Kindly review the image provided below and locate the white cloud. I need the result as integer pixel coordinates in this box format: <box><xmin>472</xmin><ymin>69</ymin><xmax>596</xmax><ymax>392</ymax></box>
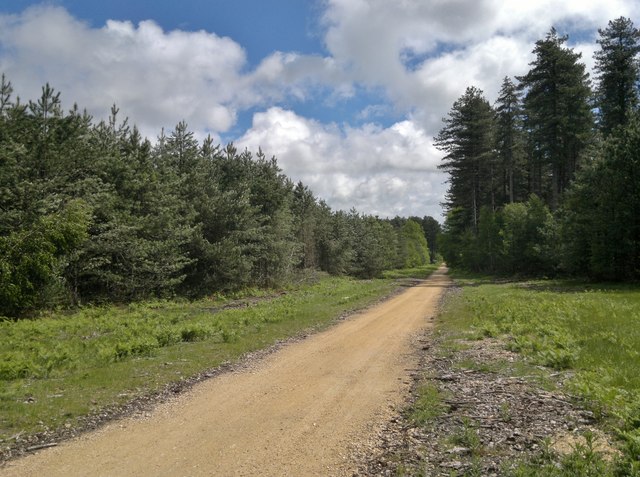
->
<box><xmin>319</xmin><ymin>0</ymin><xmax>640</xmax><ymax>131</ymax></box>
<box><xmin>237</xmin><ymin>107</ymin><xmax>447</xmax><ymax>218</ymax></box>
<box><xmin>1</xmin><ymin>1</ymin><xmax>639</xmax><ymax>219</ymax></box>
<box><xmin>0</xmin><ymin>5</ymin><xmax>246</xmax><ymax>137</ymax></box>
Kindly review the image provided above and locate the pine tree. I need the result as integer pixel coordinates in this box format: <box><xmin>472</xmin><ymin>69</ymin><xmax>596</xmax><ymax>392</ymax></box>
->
<box><xmin>564</xmin><ymin>114</ymin><xmax>640</xmax><ymax>280</ymax></box>
<box><xmin>0</xmin><ymin>74</ymin><xmax>13</xmax><ymax>116</ymax></box>
<box><xmin>164</xmin><ymin>120</ymin><xmax>200</xmax><ymax>175</ymax></box>
<box><xmin>435</xmin><ymin>86</ymin><xmax>496</xmax><ymax>231</ymax></box>
<box><xmin>292</xmin><ymin>181</ymin><xmax>319</xmax><ymax>269</ymax></box>
<box><xmin>495</xmin><ymin>77</ymin><xmax>526</xmax><ymax>204</ymax></box>
<box><xmin>518</xmin><ymin>29</ymin><xmax>593</xmax><ymax>209</ymax></box>
<box><xmin>593</xmin><ymin>17</ymin><xmax>640</xmax><ymax>136</ymax></box>
<box><xmin>28</xmin><ymin>83</ymin><xmax>62</xmax><ymax>180</ymax></box>
<box><xmin>315</xmin><ymin>204</ymin><xmax>354</xmax><ymax>275</ymax></box>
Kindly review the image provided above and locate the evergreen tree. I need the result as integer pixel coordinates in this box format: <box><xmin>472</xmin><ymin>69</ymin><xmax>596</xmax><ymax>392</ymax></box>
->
<box><xmin>438</xmin><ymin>207</ymin><xmax>471</xmax><ymax>268</ymax></box>
<box><xmin>564</xmin><ymin>114</ymin><xmax>640</xmax><ymax>279</ymax></box>
<box><xmin>435</xmin><ymin>86</ymin><xmax>496</xmax><ymax>231</ymax></box>
<box><xmin>518</xmin><ymin>29</ymin><xmax>593</xmax><ymax>209</ymax></box>
<box><xmin>292</xmin><ymin>181</ymin><xmax>319</xmax><ymax>269</ymax></box>
<box><xmin>593</xmin><ymin>17</ymin><xmax>640</xmax><ymax>136</ymax></box>
<box><xmin>65</xmin><ymin>115</ymin><xmax>194</xmax><ymax>302</ymax></box>
<box><xmin>316</xmin><ymin>205</ymin><xmax>354</xmax><ymax>275</ymax></box>
<box><xmin>349</xmin><ymin>213</ymin><xmax>396</xmax><ymax>278</ymax></box>
<box><xmin>27</xmin><ymin>83</ymin><xmax>63</xmax><ymax>181</ymax></box>
<box><xmin>0</xmin><ymin>74</ymin><xmax>13</xmax><ymax>116</ymax></box>
<box><xmin>476</xmin><ymin>206</ymin><xmax>502</xmax><ymax>273</ymax></box>
<box><xmin>495</xmin><ymin>76</ymin><xmax>526</xmax><ymax>203</ymax></box>
<box><xmin>421</xmin><ymin>216</ymin><xmax>442</xmax><ymax>263</ymax></box>
<box><xmin>164</xmin><ymin>120</ymin><xmax>200</xmax><ymax>175</ymax></box>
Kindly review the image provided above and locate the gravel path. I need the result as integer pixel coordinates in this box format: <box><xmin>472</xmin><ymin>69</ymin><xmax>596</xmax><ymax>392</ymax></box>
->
<box><xmin>0</xmin><ymin>268</ymin><xmax>450</xmax><ymax>477</ymax></box>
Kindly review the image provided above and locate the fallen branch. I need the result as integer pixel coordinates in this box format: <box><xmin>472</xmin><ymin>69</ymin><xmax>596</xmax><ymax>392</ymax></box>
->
<box><xmin>26</xmin><ymin>443</ymin><xmax>58</xmax><ymax>452</ymax></box>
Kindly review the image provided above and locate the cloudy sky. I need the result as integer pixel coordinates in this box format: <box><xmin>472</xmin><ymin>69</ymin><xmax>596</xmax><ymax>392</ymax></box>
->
<box><xmin>1</xmin><ymin>1</ymin><xmax>639</xmax><ymax>219</ymax></box>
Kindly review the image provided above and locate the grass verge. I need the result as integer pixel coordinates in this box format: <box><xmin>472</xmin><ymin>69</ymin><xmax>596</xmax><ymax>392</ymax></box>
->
<box><xmin>430</xmin><ymin>274</ymin><xmax>640</xmax><ymax>476</ymax></box>
<box><xmin>0</xmin><ymin>265</ymin><xmax>438</xmax><ymax>450</ymax></box>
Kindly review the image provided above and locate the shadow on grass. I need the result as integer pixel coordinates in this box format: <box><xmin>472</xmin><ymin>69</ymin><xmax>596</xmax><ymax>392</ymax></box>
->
<box><xmin>448</xmin><ymin>268</ymin><xmax>640</xmax><ymax>294</ymax></box>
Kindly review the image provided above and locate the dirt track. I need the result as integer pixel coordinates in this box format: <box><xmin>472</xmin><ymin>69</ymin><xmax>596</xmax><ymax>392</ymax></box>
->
<box><xmin>1</xmin><ymin>267</ymin><xmax>450</xmax><ymax>477</ymax></box>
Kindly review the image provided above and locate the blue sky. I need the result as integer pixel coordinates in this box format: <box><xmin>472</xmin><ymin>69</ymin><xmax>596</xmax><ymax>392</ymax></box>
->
<box><xmin>1</xmin><ymin>1</ymin><xmax>639</xmax><ymax>219</ymax></box>
<box><xmin>31</xmin><ymin>0</ymin><xmax>326</xmax><ymax>65</ymax></box>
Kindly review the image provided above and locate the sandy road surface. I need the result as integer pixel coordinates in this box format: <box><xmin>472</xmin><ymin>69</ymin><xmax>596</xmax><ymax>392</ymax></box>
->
<box><xmin>2</xmin><ymin>267</ymin><xmax>450</xmax><ymax>477</ymax></box>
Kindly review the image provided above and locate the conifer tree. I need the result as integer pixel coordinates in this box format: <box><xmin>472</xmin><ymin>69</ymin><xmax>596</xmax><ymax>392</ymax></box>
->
<box><xmin>518</xmin><ymin>29</ymin><xmax>592</xmax><ymax>209</ymax></box>
<box><xmin>593</xmin><ymin>17</ymin><xmax>640</xmax><ymax>136</ymax></box>
<box><xmin>563</xmin><ymin>114</ymin><xmax>640</xmax><ymax>280</ymax></box>
<box><xmin>0</xmin><ymin>74</ymin><xmax>13</xmax><ymax>115</ymax></box>
<box><xmin>292</xmin><ymin>181</ymin><xmax>319</xmax><ymax>269</ymax></box>
<box><xmin>435</xmin><ymin>86</ymin><xmax>496</xmax><ymax>231</ymax></box>
<box><xmin>494</xmin><ymin>76</ymin><xmax>526</xmax><ymax>203</ymax></box>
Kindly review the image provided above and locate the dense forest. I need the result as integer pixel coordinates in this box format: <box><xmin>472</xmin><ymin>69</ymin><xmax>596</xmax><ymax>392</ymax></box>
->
<box><xmin>0</xmin><ymin>75</ymin><xmax>439</xmax><ymax>318</ymax></box>
<box><xmin>437</xmin><ymin>17</ymin><xmax>640</xmax><ymax>280</ymax></box>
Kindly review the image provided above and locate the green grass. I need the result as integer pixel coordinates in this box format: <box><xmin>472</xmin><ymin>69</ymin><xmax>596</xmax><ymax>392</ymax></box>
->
<box><xmin>0</xmin><ymin>267</ymin><xmax>438</xmax><ymax>446</ymax></box>
<box><xmin>382</xmin><ymin>263</ymin><xmax>439</xmax><ymax>280</ymax></box>
<box><xmin>505</xmin><ymin>432</ymin><xmax>617</xmax><ymax>477</ymax></box>
<box><xmin>448</xmin><ymin>417</ymin><xmax>483</xmax><ymax>456</ymax></box>
<box><xmin>410</xmin><ymin>381</ymin><xmax>449</xmax><ymax>426</ymax></box>
<box><xmin>436</xmin><ymin>275</ymin><xmax>640</xmax><ymax>475</ymax></box>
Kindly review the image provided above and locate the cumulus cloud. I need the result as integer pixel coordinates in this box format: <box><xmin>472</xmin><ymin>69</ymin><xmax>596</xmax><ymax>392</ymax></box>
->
<box><xmin>237</xmin><ymin>107</ymin><xmax>447</xmax><ymax>218</ymax></box>
<box><xmin>1</xmin><ymin>1</ymin><xmax>639</xmax><ymax>219</ymax></box>
<box><xmin>0</xmin><ymin>5</ymin><xmax>246</xmax><ymax>137</ymax></box>
<box><xmin>320</xmin><ymin>0</ymin><xmax>640</xmax><ymax>131</ymax></box>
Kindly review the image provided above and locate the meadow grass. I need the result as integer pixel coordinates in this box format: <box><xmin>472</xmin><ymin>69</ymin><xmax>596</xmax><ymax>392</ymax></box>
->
<box><xmin>0</xmin><ymin>266</ymin><xmax>438</xmax><ymax>445</ymax></box>
<box><xmin>382</xmin><ymin>263</ymin><xmax>439</xmax><ymax>280</ymax></box>
<box><xmin>436</xmin><ymin>274</ymin><xmax>640</xmax><ymax>475</ymax></box>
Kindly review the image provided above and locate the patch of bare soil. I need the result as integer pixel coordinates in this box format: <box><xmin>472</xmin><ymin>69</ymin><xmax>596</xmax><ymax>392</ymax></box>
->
<box><xmin>354</xmin><ymin>286</ymin><xmax>618</xmax><ymax>476</ymax></box>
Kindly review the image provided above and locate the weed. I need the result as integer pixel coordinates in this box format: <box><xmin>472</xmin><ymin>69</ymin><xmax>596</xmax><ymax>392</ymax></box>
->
<box><xmin>449</xmin><ymin>418</ymin><xmax>482</xmax><ymax>456</ymax></box>
<box><xmin>410</xmin><ymin>381</ymin><xmax>449</xmax><ymax>425</ymax></box>
<box><xmin>505</xmin><ymin>432</ymin><xmax>618</xmax><ymax>477</ymax></box>
<box><xmin>499</xmin><ymin>401</ymin><xmax>512</xmax><ymax>422</ymax></box>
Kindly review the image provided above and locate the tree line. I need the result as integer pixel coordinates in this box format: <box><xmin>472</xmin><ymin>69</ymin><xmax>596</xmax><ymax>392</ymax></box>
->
<box><xmin>0</xmin><ymin>77</ymin><xmax>439</xmax><ymax>318</ymax></box>
<box><xmin>437</xmin><ymin>17</ymin><xmax>640</xmax><ymax>280</ymax></box>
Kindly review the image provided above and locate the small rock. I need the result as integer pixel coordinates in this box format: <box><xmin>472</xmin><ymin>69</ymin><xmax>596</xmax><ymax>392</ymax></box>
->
<box><xmin>448</xmin><ymin>446</ymin><xmax>470</xmax><ymax>455</ymax></box>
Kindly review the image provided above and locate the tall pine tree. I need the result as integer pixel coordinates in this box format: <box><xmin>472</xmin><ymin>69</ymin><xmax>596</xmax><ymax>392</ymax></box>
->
<box><xmin>435</xmin><ymin>86</ymin><xmax>496</xmax><ymax>231</ymax></box>
<box><xmin>518</xmin><ymin>29</ymin><xmax>592</xmax><ymax>209</ymax></box>
<box><xmin>593</xmin><ymin>17</ymin><xmax>640</xmax><ymax>136</ymax></box>
<box><xmin>494</xmin><ymin>76</ymin><xmax>526</xmax><ymax>204</ymax></box>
